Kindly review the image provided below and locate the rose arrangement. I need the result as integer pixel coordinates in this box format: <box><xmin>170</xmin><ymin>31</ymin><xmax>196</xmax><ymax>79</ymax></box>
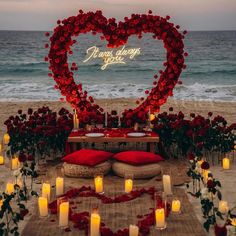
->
<box><xmin>4</xmin><ymin>106</ymin><xmax>73</xmax><ymax>159</ymax></box>
<box><xmin>45</xmin><ymin>10</ymin><xmax>187</xmax><ymax>127</ymax></box>
<box><xmin>186</xmin><ymin>156</ymin><xmax>236</xmax><ymax>235</ymax></box>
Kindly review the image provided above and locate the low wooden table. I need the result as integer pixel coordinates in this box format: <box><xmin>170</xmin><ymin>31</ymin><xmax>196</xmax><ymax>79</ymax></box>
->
<box><xmin>67</xmin><ymin>135</ymin><xmax>159</xmax><ymax>153</ymax></box>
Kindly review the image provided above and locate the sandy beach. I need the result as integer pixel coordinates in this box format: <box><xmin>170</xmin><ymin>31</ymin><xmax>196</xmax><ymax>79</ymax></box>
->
<box><xmin>0</xmin><ymin>98</ymin><xmax>235</xmax><ymax>137</ymax></box>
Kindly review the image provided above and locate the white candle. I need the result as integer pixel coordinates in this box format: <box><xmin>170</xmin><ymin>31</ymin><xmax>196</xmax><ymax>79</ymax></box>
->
<box><xmin>38</xmin><ymin>197</ymin><xmax>48</xmax><ymax>217</ymax></box>
<box><xmin>0</xmin><ymin>155</ymin><xmax>4</xmax><ymax>165</ymax></box>
<box><xmin>222</xmin><ymin>157</ymin><xmax>230</xmax><ymax>170</ymax></box>
<box><xmin>56</xmin><ymin>177</ymin><xmax>64</xmax><ymax>196</ymax></box>
<box><xmin>219</xmin><ymin>201</ymin><xmax>229</xmax><ymax>214</ymax></box>
<box><xmin>42</xmin><ymin>183</ymin><xmax>51</xmax><ymax>200</ymax></box>
<box><xmin>94</xmin><ymin>176</ymin><xmax>103</xmax><ymax>194</ymax></box>
<box><xmin>171</xmin><ymin>199</ymin><xmax>181</xmax><ymax>213</ymax></box>
<box><xmin>3</xmin><ymin>133</ymin><xmax>10</xmax><ymax>145</ymax></box>
<box><xmin>59</xmin><ymin>201</ymin><xmax>69</xmax><ymax>228</ymax></box>
<box><xmin>129</xmin><ymin>224</ymin><xmax>139</xmax><ymax>236</ymax></box>
<box><xmin>162</xmin><ymin>175</ymin><xmax>172</xmax><ymax>195</ymax></box>
<box><xmin>155</xmin><ymin>208</ymin><xmax>166</xmax><ymax>229</ymax></box>
<box><xmin>125</xmin><ymin>179</ymin><xmax>133</xmax><ymax>193</ymax></box>
<box><xmin>5</xmin><ymin>182</ymin><xmax>14</xmax><ymax>194</ymax></box>
<box><xmin>90</xmin><ymin>212</ymin><xmax>100</xmax><ymax>236</ymax></box>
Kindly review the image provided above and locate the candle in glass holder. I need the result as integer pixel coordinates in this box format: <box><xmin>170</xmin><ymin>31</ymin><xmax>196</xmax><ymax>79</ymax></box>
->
<box><xmin>94</xmin><ymin>175</ymin><xmax>104</xmax><ymax>194</ymax></box>
<box><xmin>129</xmin><ymin>224</ymin><xmax>139</xmax><ymax>236</ymax></box>
<box><xmin>155</xmin><ymin>208</ymin><xmax>166</xmax><ymax>229</ymax></box>
<box><xmin>3</xmin><ymin>133</ymin><xmax>10</xmax><ymax>145</ymax></box>
<box><xmin>38</xmin><ymin>197</ymin><xmax>48</xmax><ymax>217</ymax></box>
<box><xmin>59</xmin><ymin>201</ymin><xmax>69</xmax><ymax>228</ymax></box>
<box><xmin>162</xmin><ymin>175</ymin><xmax>172</xmax><ymax>195</ymax></box>
<box><xmin>56</xmin><ymin>177</ymin><xmax>64</xmax><ymax>196</ymax></box>
<box><xmin>222</xmin><ymin>157</ymin><xmax>230</xmax><ymax>170</ymax></box>
<box><xmin>125</xmin><ymin>179</ymin><xmax>133</xmax><ymax>193</ymax></box>
<box><xmin>219</xmin><ymin>201</ymin><xmax>229</xmax><ymax>214</ymax></box>
<box><xmin>90</xmin><ymin>212</ymin><xmax>101</xmax><ymax>236</ymax></box>
<box><xmin>5</xmin><ymin>182</ymin><xmax>14</xmax><ymax>194</ymax></box>
<box><xmin>171</xmin><ymin>199</ymin><xmax>181</xmax><ymax>214</ymax></box>
<box><xmin>11</xmin><ymin>157</ymin><xmax>20</xmax><ymax>170</ymax></box>
<box><xmin>0</xmin><ymin>155</ymin><xmax>4</xmax><ymax>165</ymax></box>
<box><xmin>42</xmin><ymin>182</ymin><xmax>51</xmax><ymax>200</ymax></box>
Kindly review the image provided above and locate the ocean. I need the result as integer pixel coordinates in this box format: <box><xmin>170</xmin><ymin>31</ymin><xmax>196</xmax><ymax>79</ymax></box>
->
<box><xmin>0</xmin><ymin>30</ymin><xmax>236</xmax><ymax>101</ymax></box>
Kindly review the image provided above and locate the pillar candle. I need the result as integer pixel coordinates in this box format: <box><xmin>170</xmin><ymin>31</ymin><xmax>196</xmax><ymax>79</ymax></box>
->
<box><xmin>171</xmin><ymin>199</ymin><xmax>181</xmax><ymax>213</ymax></box>
<box><xmin>203</xmin><ymin>170</ymin><xmax>211</xmax><ymax>183</ymax></box>
<box><xmin>56</xmin><ymin>177</ymin><xmax>64</xmax><ymax>196</ymax></box>
<box><xmin>11</xmin><ymin>157</ymin><xmax>20</xmax><ymax>170</ymax></box>
<box><xmin>0</xmin><ymin>155</ymin><xmax>4</xmax><ymax>165</ymax></box>
<box><xmin>162</xmin><ymin>175</ymin><xmax>172</xmax><ymax>195</ymax></box>
<box><xmin>125</xmin><ymin>179</ymin><xmax>133</xmax><ymax>193</ymax></box>
<box><xmin>42</xmin><ymin>183</ymin><xmax>51</xmax><ymax>200</ymax></box>
<box><xmin>0</xmin><ymin>199</ymin><xmax>3</xmax><ymax>209</ymax></box>
<box><xmin>94</xmin><ymin>176</ymin><xmax>103</xmax><ymax>194</ymax></box>
<box><xmin>73</xmin><ymin>111</ymin><xmax>79</xmax><ymax>130</ymax></box>
<box><xmin>5</xmin><ymin>183</ymin><xmax>14</xmax><ymax>194</ymax></box>
<box><xmin>59</xmin><ymin>201</ymin><xmax>69</xmax><ymax>228</ymax></box>
<box><xmin>38</xmin><ymin>197</ymin><xmax>48</xmax><ymax>217</ymax></box>
<box><xmin>222</xmin><ymin>157</ymin><xmax>230</xmax><ymax>170</ymax></box>
<box><xmin>129</xmin><ymin>225</ymin><xmax>139</xmax><ymax>236</ymax></box>
<box><xmin>3</xmin><ymin>133</ymin><xmax>10</xmax><ymax>145</ymax></box>
<box><xmin>155</xmin><ymin>208</ymin><xmax>166</xmax><ymax>229</ymax></box>
<box><xmin>219</xmin><ymin>201</ymin><xmax>229</xmax><ymax>214</ymax></box>
<box><xmin>90</xmin><ymin>212</ymin><xmax>101</xmax><ymax>236</ymax></box>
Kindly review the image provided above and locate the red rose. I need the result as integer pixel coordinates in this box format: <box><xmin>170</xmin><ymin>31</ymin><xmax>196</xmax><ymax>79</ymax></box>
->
<box><xmin>201</xmin><ymin>161</ymin><xmax>210</xmax><ymax>170</ymax></box>
<box><xmin>207</xmin><ymin>179</ymin><xmax>216</xmax><ymax>188</ymax></box>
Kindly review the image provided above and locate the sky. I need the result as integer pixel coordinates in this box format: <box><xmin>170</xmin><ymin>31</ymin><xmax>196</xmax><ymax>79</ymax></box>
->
<box><xmin>0</xmin><ymin>0</ymin><xmax>236</xmax><ymax>31</ymax></box>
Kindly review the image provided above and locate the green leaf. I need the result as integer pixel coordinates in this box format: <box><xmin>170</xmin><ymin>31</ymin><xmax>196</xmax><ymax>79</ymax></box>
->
<box><xmin>203</xmin><ymin>221</ymin><xmax>210</xmax><ymax>232</ymax></box>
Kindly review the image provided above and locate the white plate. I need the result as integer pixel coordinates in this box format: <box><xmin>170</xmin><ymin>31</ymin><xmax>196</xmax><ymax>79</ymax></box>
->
<box><xmin>127</xmin><ymin>132</ymin><xmax>146</xmax><ymax>137</ymax></box>
<box><xmin>85</xmin><ymin>133</ymin><xmax>105</xmax><ymax>138</ymax></box>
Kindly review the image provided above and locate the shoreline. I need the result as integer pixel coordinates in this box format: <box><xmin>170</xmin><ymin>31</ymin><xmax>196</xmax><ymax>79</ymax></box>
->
<box><xmin>0</xmin><ymin>98</ymin><xmax>235</xmax><ymax>137</ymax></box>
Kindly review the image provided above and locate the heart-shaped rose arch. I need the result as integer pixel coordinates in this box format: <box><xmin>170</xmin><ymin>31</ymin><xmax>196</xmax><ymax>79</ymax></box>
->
<box><xmin>46</xmin><ymin>10</ymin><xmax>187</xmax><ymax>127</ymax></box>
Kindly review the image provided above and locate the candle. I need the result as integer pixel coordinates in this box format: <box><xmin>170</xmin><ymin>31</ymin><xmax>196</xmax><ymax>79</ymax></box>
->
<box><xmin>42</xmin><ymin>182</ymin><xmax>51</xmax><ymax>200</ymax></box>
<box><xmin>94</xmin><ymin>176</ymin><xmax>104</xmax><ymax>194</ymax></box>
<box><xmin>149</xmin><ymin>113</ymin><xmax>155</xmax><ymax>121</ymax></box>
<box><xmin>171</xmin><ymin>199</ymin><xmax>181</xmax><ymax>213</ymax></box>
<box><xmin>5</xmin><ymin>182</ymin><xmax>14</xmax><ymax>194</ymax></box>
<box><xmin>59</xmin><ymin>201</ymin><xmax>69</xmax><ymax>228</ymax></box>
<box><xmin>222</xmin><ymin>157</ymin><xmax>230</xmax><ymax>170</ymax></box>
<box><xmin>0</xmin><ymin>199</ymin><xmax>3</xmax><ymax>209</ymax></box>
<box><xmin>0</xmin><ymin>143</ymin><xmax>2</xmax><ymax>152</ymax></box>
<box><xmin>162</xmin><ymin>175</ymin><xmax>172</xmax><ymax>195</ymax></box>
<box><xmin>219</xmin><ymin>201</ymin><xmax>229</xmax><ymax>214</ymax></box>
<box><xmin>3</xmin><ymin>133</ymin><xmax>10</xmax><ymax>145</ymax></box>
<box><xmin>90</xmin><ymin>212</ymin><xmax>101</xmax><ymax>236</ymax></box>
<box><xmin>125</xmin><ymin>179</ymin><xmax>133</xmax><ymax>193</ymax></box>
<box><xmin>155</xmin><ymin>208</ymin><xmax>166</xmax><ymax>229</ymax></box>
<box><xmin>105</xmin><ymin>112</ymin><xmax>108</xmax><ymax>127</ymax></box>
<box><xmin>73</xmin><ymin>110</ymin><xmax>79</xmax><ymax>130</ymax></box>
<box><xmin>202</xmin><ymin>170</ymin><xmax>211</xmax><ymax>183</ymax></box>
<box><xmin>0</xmin><ymin>155</ymin><xmax>4</xmax><ymax>165</ymax></box>
<box><xmin>129</xmin><ymin>224</ymin><xmax>139</xmax><ymax>236</ymax></box>
<box><xmin>56</xmin><ymin>177</ymin><xmax>64</xmax><ymax>196</ymax></box>
<box><xmin>38</xmin><ymin>197</ymin><xmax>48</xmax><ymax>217</ymax></box>
<box><xmin>11</xmin><ymin>157</ymin><xmax>20</xmax><ymax>170</ymax></box>
<box><xmin>15</xmin><ymin>178</ymin><xmax>23</xmax><ymax>188</ymax></box>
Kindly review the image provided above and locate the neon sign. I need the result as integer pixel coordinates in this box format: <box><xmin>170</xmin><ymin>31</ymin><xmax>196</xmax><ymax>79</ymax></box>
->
<box><xmin>83</xmin><ymin>46</ymin><xmax>141</xmax><ymax>70</ymax></box>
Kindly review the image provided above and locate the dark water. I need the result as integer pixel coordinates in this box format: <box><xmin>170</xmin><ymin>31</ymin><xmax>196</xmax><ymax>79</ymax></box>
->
<box><xmin>0</xmin><ymin>30</ymin><xmax>235</xmax><ymax>101</ymax></box>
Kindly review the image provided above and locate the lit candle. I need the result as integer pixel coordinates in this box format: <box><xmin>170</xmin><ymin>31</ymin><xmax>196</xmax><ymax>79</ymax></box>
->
<box><xmin>5</xmin><ymin>182</ymin><xmax>14</xmax><ymax>194</ymax></box>
<box><xmin>0</xmin><ymin>143</ymin><xmax>2</xmax><ymax>152</ymax></box>
<box><xmin>149</xmin><ymin>113</ymin><xmax>155</xmax><ymax>122</ymax></box>
<box><xmin>94</xmin><ymin>176</ymin><xmax>103</xmax><ymax>194</ymax></box>
<box><xmin>59</xmin><ymin>201</ymin><xmax>69</xmax><ymax>228</ymax></box>
<box><xmin>0</xmin><ymin>155</ymin><xmax>4</xmax><ymax>165</ymax></box>
<box><xmin>155</xmin><ymin>208</ymin><xmax>166</xmax><ymax>229</ymax></box>
<box><xmin>38</xmin><ymin>197</ymin><xmax>48</xmax><ymax>217</ymax></box>
<box><xmin>90</xmin><ymin>212</ymin><xmax>101</xmax><ymax>236</ymax></box>
<box><xmin>56</xmin><ymin>177</ymin><xmax>64</xmax><ymax>196</ymax></box>
<box><xmin>3</xmin><ymin>133</ymin><xmax>10</xmax><ymax>145</ymax></box>
<box><xmin>222</xmin><ymin>157</ymin><xmax>230</xmax><ymax>170</ymax></box>
<box><xmin>197</xmin><ymin>159</ymin><xmax>204</xmax><ymax>173</ymax></box>
<box><xmin>0</xmin><ymin>199</ymin><xmax>3</xmax><ymax>209</ymax></box>
<box><xmin>73</xmin><ymin>110</ymin><xmax>79</xmax><ymax>130</ymax></box>
<box><xmin>42</xmin><ymin>182</ymin><xmax>51</xmax><ymax>200</ymax></box>
<box><xmin>171</xmin><ymin>199</ymin><xmax>181</xmax><ymax>214</ymax></box>
<box><xmin>162</xmin><ymin>175</ymin><xmax>172</xmax><ymax>195</ymax></box>
<box><xmin>11</xmin><ymin>157</ymin><xmax>20</xmax><ymax>170</ymax></box>
<box><xmin>219</xmin><ymin>201</ymin><xmax>229</xmax><ymax>214</ymax></box>
<box><xmin>202</xmin><ymin>170</ymin><xmax>211</xmax><ymax>183</ymax></box>
<box><xmin>125</xmin><ymin>179</ymin><xmax>133</xmax><ymax>193</ymax></box>
<box><xmin>129</xmin><ymin>224</ymin><xmax>139</xmax><ymax>236</ymax></box>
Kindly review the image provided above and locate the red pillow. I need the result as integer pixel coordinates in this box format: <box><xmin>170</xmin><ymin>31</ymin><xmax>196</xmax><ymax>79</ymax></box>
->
<box><xmin>63</xmin><ymin>149</ymin><xmax>113</xmax><ymax>167</ymax></box>
<box><xmin>113</xmin><ymin>151</ymin><xmax>163</xmax><ymax>165</ymax></box>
